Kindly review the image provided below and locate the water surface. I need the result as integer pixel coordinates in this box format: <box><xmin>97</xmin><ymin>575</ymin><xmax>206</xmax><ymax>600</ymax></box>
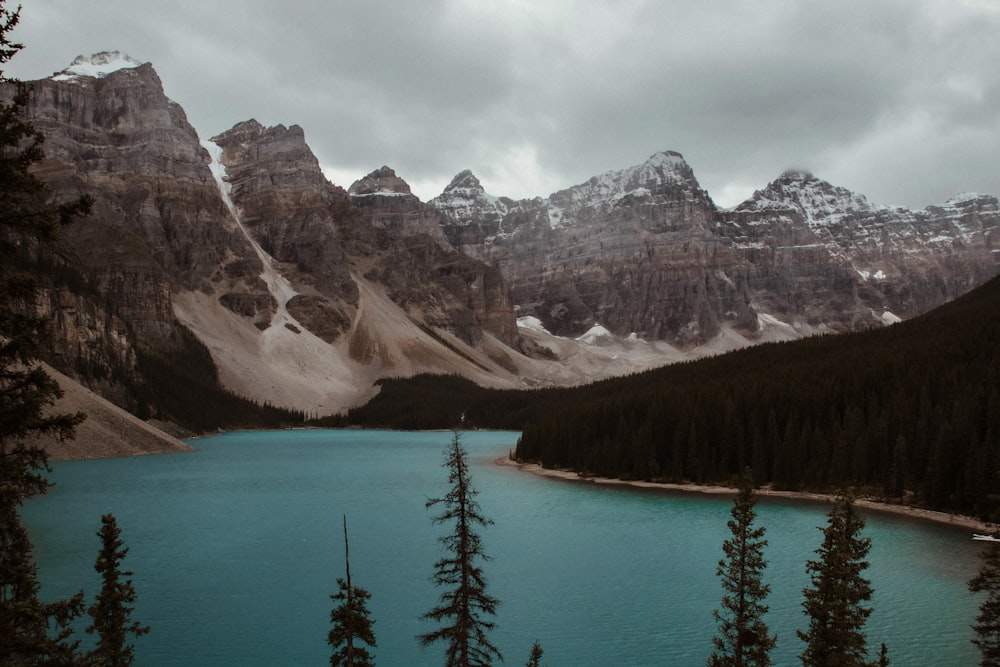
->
<box><xmin>23</xmin><ymin>430</ymin><xmax>981</xmax><ymax>665</ymax></box>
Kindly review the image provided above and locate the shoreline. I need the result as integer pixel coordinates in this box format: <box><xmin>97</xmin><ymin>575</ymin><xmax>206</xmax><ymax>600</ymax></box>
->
<box><xmin>496</xmin><ymin>456</ymin><xmax>995</xmax><ymax>534</ymax></box>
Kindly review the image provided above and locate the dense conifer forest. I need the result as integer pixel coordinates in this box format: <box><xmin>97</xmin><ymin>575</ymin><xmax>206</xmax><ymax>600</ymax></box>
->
<box><xmin>341</xmin><ymin>274</ymin><xmax>1000</xmax><ymax>521</ymax></box>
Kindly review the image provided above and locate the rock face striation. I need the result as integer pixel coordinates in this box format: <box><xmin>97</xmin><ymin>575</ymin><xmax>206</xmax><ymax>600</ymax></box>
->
<box><xmin>431</xmin><ymin>153</ymin><xmax>1000</xmax><ymax>344</ymax></box>
<box><xmin>10</xmin><ymin>52</ymin><xmax>1000</xmax><ymax>422</ymax></box>
<box><xmin>346</xmin><ymin>166</ymin><xmax>518</xmax><ymax>348</ymax></box>
<box><xmin>210</xmin><ymin>119</ymin><xmax>358</xmax><ymax>338</ymax></box>
<box><xmin>7</xmin><ymin>53</ymin><xmax>263</xmax><ymax>408</ymax></box>
<box><xmin>12</xmin><ymin>53</ymin><xmax>522</xmax><ymax>417</ymax></box>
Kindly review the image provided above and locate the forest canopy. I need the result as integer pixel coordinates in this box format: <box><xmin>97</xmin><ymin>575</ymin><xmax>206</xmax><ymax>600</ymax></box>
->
<box><xmin>341</xmin><ymin>273</ymin><xmax>1000</xmax><ymax>521</ymax></box>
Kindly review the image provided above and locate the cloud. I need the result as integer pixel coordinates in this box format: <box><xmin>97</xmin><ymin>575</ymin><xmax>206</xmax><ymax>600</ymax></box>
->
<box><xmin>7</xmin><ymin>0</ymin><xmax>999</xmax><ymax>208</ymax></box>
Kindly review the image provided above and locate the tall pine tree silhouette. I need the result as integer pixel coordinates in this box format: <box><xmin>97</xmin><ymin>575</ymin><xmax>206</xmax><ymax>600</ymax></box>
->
<box><xmin>419</xmin><ymin>430</ymin><xmax>502</xmax><ymax>666</ymax></box>
<box><xmin>709</xmin><ymin>467</ymin><xmax>776</xmax><ymax>667</ymax></box>
<box><xmin>970</xmin><ymin>539</ymin><xmax>1000</xmax><ymax>666</ymax></box>
<box><xmin>797</xmin><ymin>496</ymin><xmax>883</xmax><ymax>667</ymax></box>
<box><xmin>329</xmin><ymin>515</ymin><xmax>376</xmax><ymax>667</ymax></box>
<box><xmin>0</xmin><ymin>2</ymin><xmax>91</xmax><ymax>662</ymax></box>
<box><xmin>86</xmin><ymin>514</ymin><xmax>149</xmax><ymax>666</ymax></box>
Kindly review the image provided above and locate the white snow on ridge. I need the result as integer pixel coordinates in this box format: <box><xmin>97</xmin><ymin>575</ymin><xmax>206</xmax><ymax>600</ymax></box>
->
<box><xmin>545</xmin><ymin>151</ymin><xmax>695</xmax><ymax>229</ymax></box>
<box><xmin>52</xmin><ymin>51</ymin><xmax>144</xmax><ymax>81</ymax></box>
<box><xmin>350</xmin><ymin>190</ymin><xmax>411</xmax><ymax>197</ymax></box>
<box><xmin>945</xmin><ymin>192</ymin><xmax>990</xmax><ymax>205</ymax></box>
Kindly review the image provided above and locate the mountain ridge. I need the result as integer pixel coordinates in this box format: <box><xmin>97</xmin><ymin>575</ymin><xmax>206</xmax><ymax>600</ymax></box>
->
<box><xmin>432</xmin><ymin>150</ymin><xmax>998</xmax><ymax>341</ymax></box>
<box><xmin>8</xmin><ymin>52</ymin><xmax>999</xmax><ymax>434</ymax></box>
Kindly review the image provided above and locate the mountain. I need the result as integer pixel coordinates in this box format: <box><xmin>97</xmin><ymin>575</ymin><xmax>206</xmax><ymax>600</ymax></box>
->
<box><xmin>509</xmin><ymin>270</ymin><xmax>1000</xmax><ymax>519</ymax></box>
<box><xmin>8</xmin><ymin>52</ymin><xmax>1000</xmax><ymax>434</ymax></box>
<box><xmin>9</xmin><ymin>53</ymin><xmax>532</xmax><ymax>422</ymax></box>
<box><xmin>431</xmin><ymin>154</ymin><xmax>999</xmax><ymax>344</ymax></box>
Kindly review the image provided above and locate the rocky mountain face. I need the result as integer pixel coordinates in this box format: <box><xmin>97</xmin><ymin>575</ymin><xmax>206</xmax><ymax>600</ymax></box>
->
<box><xmin>11</xmin><ymin>52</ymin><xmax>1000</xmax><ymax>424</ymax></box>
<box><xmin>209</xmin><ymin>119</ymin><xmax>358</xmax><ymax>339</ymax></box>
<box><xmin>431</xmin><ymin>154</ymin><xmax>1000</xmax><ymax>344</ymax></box>
<box><xmin>345</xmin><ymin>166</ymin><xmax>518</xmax><ymax>348</ymax></box>
<box><xmin>5</xmin><ymin>54</ymin><xmax>262</xmax><ymax>408</ymax></box>
<box><xmin>12</xmin><ymin>53</ymin><xmax>522</xmax><ymax>417</ymax></box>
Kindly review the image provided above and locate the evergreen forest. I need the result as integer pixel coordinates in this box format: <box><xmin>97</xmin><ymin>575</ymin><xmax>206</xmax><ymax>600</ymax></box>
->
<box><xmin>341</xmin><ymin>273</ymin><xmax>1000</xmax><ymax>522</ymax></box>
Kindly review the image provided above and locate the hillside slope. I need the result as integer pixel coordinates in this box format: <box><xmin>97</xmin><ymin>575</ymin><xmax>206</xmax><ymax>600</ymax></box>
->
<box><xmin>511</xmin><ymin>273</ymin><xmax>1000</xmax><ymax>518</ymax></box>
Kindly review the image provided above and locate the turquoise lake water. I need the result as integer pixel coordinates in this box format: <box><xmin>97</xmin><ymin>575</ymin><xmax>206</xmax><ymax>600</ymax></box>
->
<box><xmin>22</xmin><ymin>429</ymin><xmax>983</xmax><ymax>665</ymax></box>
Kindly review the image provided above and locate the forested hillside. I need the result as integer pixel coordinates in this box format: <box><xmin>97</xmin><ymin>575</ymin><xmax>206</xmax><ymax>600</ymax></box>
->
<box><xmin>341</xmin><ymin>274</ymin><xmax>1000</xmax><ymax>520</ymax></box>
<box><xmin>514</xmin><ymin>273</ymin><xmax>1000</xmax><ymax>519</ymax></box>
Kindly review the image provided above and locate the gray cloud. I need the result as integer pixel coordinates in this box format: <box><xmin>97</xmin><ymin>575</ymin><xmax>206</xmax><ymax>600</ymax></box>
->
<box><xmin>7</xmin><ymin>0</ymin><xmax>999</xmax><ymax>208</ymax></box>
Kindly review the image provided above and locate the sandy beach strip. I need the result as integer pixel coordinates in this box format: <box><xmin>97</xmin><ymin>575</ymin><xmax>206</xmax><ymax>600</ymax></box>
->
<box><xmin>496</xmin><ymin>456</ymin><xmax>996</xmax><ymax>534</ymax></box>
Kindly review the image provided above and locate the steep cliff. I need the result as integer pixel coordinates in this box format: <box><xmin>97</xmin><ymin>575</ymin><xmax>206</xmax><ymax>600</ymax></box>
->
<box><xmin>11</xmin><ymin>51</ymin><xmax>1000</xmax><ymax>425</ymax></box>
<box><xmin>434</xmin><ymin>152</ymin><xmax>760</xmax><ymax>342</ymax></box>
<box><xmin>210</xmin><ymin>119</ymin><xmax>358</xmax><ymax>339</ymax></box>
<box><xmin>18</xmin><ymin>53</ymin><xmax>270</xmax><ymax>332</ymax></box>
<box><xmin>5</xmin><ymin>52</ymin><xmax>269</xmax><ymax>419</ymax></box>
<box><xmin>15</xmin><ymin>53</ymin><xmax>534</xmax><ymax>417</ymax></box>
<box><xmin>432</xmin><ymin>153</ymin><xmax>1000</xmax><ymax>345</ymax></box>
<box><xmin>347</xmin><ymin>166</ymin><xmax>519</xmax><ymax>348</ymax></box>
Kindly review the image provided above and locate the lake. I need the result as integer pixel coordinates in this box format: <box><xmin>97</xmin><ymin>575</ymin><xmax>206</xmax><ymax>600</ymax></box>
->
<box><xmin>22</xmin><ymin>429</ymin><xmax>982</xmax><ymax>665</ymax></box>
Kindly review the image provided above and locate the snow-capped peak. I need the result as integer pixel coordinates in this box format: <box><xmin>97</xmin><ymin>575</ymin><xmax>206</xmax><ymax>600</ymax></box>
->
<box><xmin>428</xmin><ymin>169</ymin><xmax>509</xmax><ymax>222</ymax></box>
<box><xmin>944</xmin><ymin>192</ymin><xmax>993</xmax><ymax>206</ymax></box>
<box><xmin>52</xmin><ymin>51</ymin><xmax>145</xmax><ymax>81</ymax></box>
<box><xmin>738</xmin><ymin>170</ymin><xmax>881</xmax><ymax>227</ymax></box>
<box><xmin>645</xmin><ymin>150</ymin><xmax>690</xmax><ymax>173</ymax></box>
<box><xmin>545</xmin><ymin>150</ymin><xmax>705</xmax><ymax>228</ymax></box>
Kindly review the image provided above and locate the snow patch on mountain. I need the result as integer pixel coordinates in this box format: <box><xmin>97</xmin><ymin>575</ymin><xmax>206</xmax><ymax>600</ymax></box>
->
<box><xmin>880</xmin><ymin>310</ymin><xmax>902</xmax><ymax>325</ymax></box>
<box><xmin>946</xmin><ymin>192</ymin><xmax>992</xmax><ymax>205</ymax></box>
<box><xmin>202</xmin><ymin>139</ymin><xmax>299</xmax><ymax>323</ymax></box>
<box><xmin>576</xmin><ymin>323</ymin><xmax>616</xmax><ymax>346</ymax></box>
<box><xmin>546</xmin><ymin>150</ymin><xmax>700</xmax><ymax>229</ymax></box>
<box><xmin>517</xmin><ymin>315</ymin><xmax>551</xmax><ymax>334</ymax></box>
<box><xmin>857</xmin><ymin>269</ymin><xmax>886</xmax><ymax>281</ymax></box>
<box><xmin>52</xmin><ymin>51</ymin><xmax>144</xmax><ymax>81</ymax></box>
<box><xmin>740</xmin><ymin>170</ymin><xmax>892</xmax><ymax>228</ymax></box>
<box><xmin>429</xmin><ymin>170</ymin><xmax>510</xmax><ymax>224</ymax></box>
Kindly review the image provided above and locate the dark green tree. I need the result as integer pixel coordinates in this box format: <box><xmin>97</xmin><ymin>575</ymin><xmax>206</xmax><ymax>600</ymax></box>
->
<box><xmin>524</xmin><ymin>641</ymin><xmax>545</xmax><ymax>667</ymax></box>
<box><xmin>0</xmin><ymin>2</ymin><xmax>91</xmax><ymax>663</ymax></box>
<box><xmin>969</xmin><ymin>540</ymin><xmax>1000</xmax><ymax>666</ymax></box>
<box><xmin>709</xmin><ymin>467</ymin><xmax>776</xmax><ymax>667</ymax></box>
<box><xmin>329</xmin><ymin>515</ymin><xmax>376</xmax><ymax>667</ymax></box>
<box><xmin>86</xmin><ymin>514</ymin><xmax>149</xmax><ymax>666</ymax></box>
<box><xmin>797</xmin><ymin>495</ymin><xmax>881</xmax><ymax>667</ymax></box>
<box><xmin>418</xmin><ymin>430</ymin><xmax>502</xmax><ymax>667</ymax></box>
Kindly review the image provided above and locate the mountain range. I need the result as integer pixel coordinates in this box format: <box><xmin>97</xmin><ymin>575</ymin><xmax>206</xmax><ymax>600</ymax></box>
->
<box><xmin>8</xmin><ymin>52</ymin><xmax>999</xmax><ymax>434</ymax></box>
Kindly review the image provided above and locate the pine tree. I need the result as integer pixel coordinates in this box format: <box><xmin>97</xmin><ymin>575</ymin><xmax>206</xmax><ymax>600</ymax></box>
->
<box><xmin>797</xmin><ymin>495</ymin><xmax>880</xmax><ymax>667</ymax></box>
<box><xmin>86</xmin><ymin>514</ymin><xmax>149</xmax><ymax>666</ymax></box>
<box><xmin>709</xmin><ymin>467</ymin><xmax>776</xmax><ymax>667</ymax></box>
<box><xmin>329</xmin><ymin>515</ymin><xmax>376</xmax><ymax>667</ymax></box>
<box><xmin>0</xmin><ymin>2</ymin><xmax>91</xmax><ymax>662</ymax></box>
<box><xmin>525</xmin><ymin>641</ymin><xmax>545</xmax><ymax>667</ymax></box>
<box><xmin>969</xmin><ymin>541</ymin><xmax>1000</xmax><ymax>666</ymax></box>
<box><xmin>418</xmin><ymin>430</ymin><xmax>502</xmax><ymax>667</ymax></box>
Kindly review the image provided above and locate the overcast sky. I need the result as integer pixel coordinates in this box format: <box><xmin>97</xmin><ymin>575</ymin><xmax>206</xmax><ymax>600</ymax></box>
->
<box><xmin>7</xmin><ymin>0</ymin><xmax>1000</xmax><ymax>208</ymax></box>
